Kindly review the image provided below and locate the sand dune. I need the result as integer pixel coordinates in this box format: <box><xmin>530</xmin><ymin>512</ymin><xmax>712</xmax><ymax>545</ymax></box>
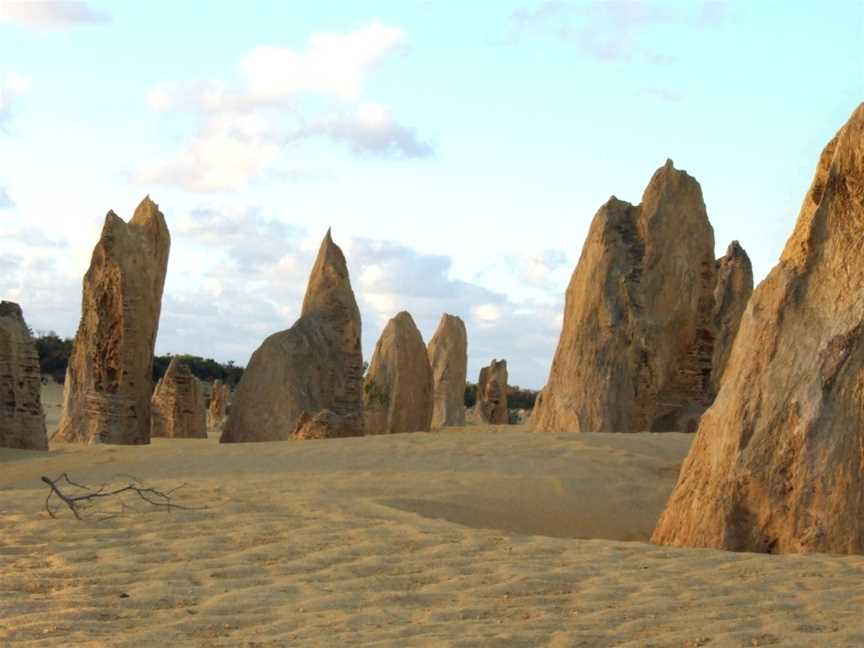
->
<box><xmin>3</xmin><ymin>420</ymin><xmax>864</xmax><ymax>647</ymax></box>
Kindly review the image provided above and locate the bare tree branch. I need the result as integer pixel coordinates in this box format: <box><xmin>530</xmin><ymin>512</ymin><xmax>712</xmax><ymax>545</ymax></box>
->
<box><xmin>41</xmin><ymin>473</ymin><xmax>201</xmax><ymax>520</ymax></box>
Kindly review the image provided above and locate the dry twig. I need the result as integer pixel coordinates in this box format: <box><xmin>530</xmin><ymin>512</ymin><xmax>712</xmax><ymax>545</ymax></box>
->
<box><xmin>41</xmin><ymin>473</ymin><xmax>198</xmax><ymax>520</ymax></box>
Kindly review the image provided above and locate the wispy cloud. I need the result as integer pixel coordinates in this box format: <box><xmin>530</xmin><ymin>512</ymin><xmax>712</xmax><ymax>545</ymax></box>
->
<box><xmin>297</xmin><ymin>104</ymin><xmax>434</xmax><ymax>159</ymax></box>
<box><xmin>507</xmin><ymin>0</ymin><xmax>727</xmax><ymax>62</ymax></box>
<box><xmin>0</xmin><ymin>72</ymin><xmax>31</xmax><ymax>128</ymax></box>
<box><xmin>139</xmin><ymin>22</ymin><xmax>431</xmax><ymax>191</ymax></box>
<box><xmin>0</xmin><ymin>187</ymin><xmax>13</xmax><ymax>208</ymax></box>
<box><xmin>0</xmin><ymin>1</ymin><xmax>109</xmax><ymax>28</ymax></box>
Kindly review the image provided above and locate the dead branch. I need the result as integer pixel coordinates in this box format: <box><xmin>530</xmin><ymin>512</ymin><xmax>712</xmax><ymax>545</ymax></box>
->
<box><xmin>41</xmin><ymin>473</ymin><xmax>200</xmax><ymax>521</ymax></box>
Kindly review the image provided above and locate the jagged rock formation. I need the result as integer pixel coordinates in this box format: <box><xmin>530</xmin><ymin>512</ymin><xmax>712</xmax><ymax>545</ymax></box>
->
<box><xmin>532</xmin><ymin>160</ymin><xmax>717</xmax><ymax>433</ymax></box>
<box><xmin>710</xmin><ymin>241</ymin><xmax>754</xmax><ymax>393</ymax></box>
<box><xmin>53</xmin><ymin>196</ymin><xmax>170</xmax><ymax>445</ymax></box>
<box><xmin>364</xmin><ymin>311</ymin><xmax>433</xmax><ymax>434</ymax></box>
<box><xmin>150</xmin><ymin>358</ymin><xmax>207</xmax><ymax>439</ymax></box>
<box><xmin>478</xmin><ymin>359</ymin><xmax>509</xmax><ymax>424</ymax></box>
<box><xmin>207</xmin><ymin>379</ymin><xmax>229</xmax><ymax>432</ymax></box>
<box><xmin>652</xmin><ymin>103</ymin><xmax>864</xmax><ymax>554</ymax></box>
<box><xmin>427</xmin><ymin>313</ymin><xmax>468</xmax><ymax>429</ymax></box>
<box><xmin>0</xmin><ymin>302</ymin><xmax>48</xmax><ymax>450</ymax></box>
<box><xmin>221</xmin><ymin>230</ymin><xmax>364</xmax><ymax>442</ymax></box>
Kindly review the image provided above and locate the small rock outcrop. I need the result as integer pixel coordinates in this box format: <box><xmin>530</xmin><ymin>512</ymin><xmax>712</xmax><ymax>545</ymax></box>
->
<box><xmin>0</xmin><ymin>302</ymin><xmax>48</xmax><ymax>450</ymax></box>
<box><xmin>220</xmin><ymin>230</ymin><xmax>364</xmax><ymax>442</ymax></box>
<box><xmin>207</xmin><ymin>380</ymin><xmax>229</xmax><ymax>432</ymax></box>
<box><xmin>364</xmin><ymin>311</ymin><xmax>433</xmax><ymax>434</ymax></box>
<box><xmin>652</xmin><ymin>103</ymin><xmax>864</xmax><ymax>554</ymax></box>
<box><xmin>710</xmin><ymin>241</ymin><xmax>754</xmax><ymax>393</ymax></box>
<box><xmin>532</xmin><ymin>160</ymin><xmax>717</xmax><ymax>433</ymax></box>
<box><xmin>478</xmin><ymin>359</ymin><xmax>509</xmax><ymax>424</ymax></box>
<box><xmin>53</xmin><ymin>196</ymin><xmax>171</xmax><ymax>445</ymax></box>
<box><xmin>150</xmin><ymin>358</ymin><xmax>207</xmax><ymax>439</ymax></box>
<box><xmin>427</xmin><ymin>313</ymin><xmax>468</xmax><ymax>429</ymax></box>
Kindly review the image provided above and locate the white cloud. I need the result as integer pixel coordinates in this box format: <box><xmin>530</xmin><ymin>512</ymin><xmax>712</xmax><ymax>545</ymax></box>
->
<box><xmin>136</xmin><ymin>113</ymin><xmax>281</xmax><ymax>192</ymax></box>
<box><xmin>515</xmin><ymin>249</ymin><xmax>570</xmax><ymax>288</ymax></box>
<box><xmin>139</xmin><ymin>23</ymin><xmax>429</xmax><ymax>191</ymax></box>
<box><xmin>0</xmin><ymin>72</ymin><xmax>31</xmax><ymax>127</ymax></box>
<box><xmin>241</xmin><ymin>22</ymin><xmax>408</xmax><ymax>104</ymax></box>
<box><xmin>0</xmin><ymin>187</ymin><xmax>13</xmax><ymax>208</ymax></box>
<box><xmin>0</xmin><ymin>1</ymin><xmax>109</xmax><ymax>27</ymax></box>
<box><xmin>299</xmin><ymin>103</ymin><xmax>434</xmax><ymax>159</ymax></box>
<box><xmin>473</xmin><ymin>303</ymin><xmax>502</xmax><ymax>324</ymax></box>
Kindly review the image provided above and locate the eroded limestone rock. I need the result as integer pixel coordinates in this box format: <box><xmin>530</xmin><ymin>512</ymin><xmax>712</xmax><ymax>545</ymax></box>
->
<box><xmin>478</xmin><ymin>359</ymin><xmax>508</xmax><ymax>424</ymax></box>
<box><xmin>711</xmin><ymin>240</ymin><xmax>754</xmax><ymax>393</ymax></box>
<box><xmin>220</xmin><ymin>230</ymin><xmax>364</xmax><ymax>442</ymax></box>
<box><xmin>532</xmin><ymin>160</ymin><xmax>717</xmax><ymax>433</ymax></box>
<box><xmin>652</xmin><ymin>103</ymin><xmax>864</xmax><ymax>554</ymax></box>
<box><xmin>0</xmin><ymin>301</ymin><xmax>47</xmax><ymax>450</ymax></box>
<box><xmin>151</xmin><ymin>358</ymin><xmax>207</xmax><ymax>439</ymax></box>
<box><xmin>427</xmin><ymin>313</ymin><xmax>467</xmax><ymax>429</ymax></box>
<box><xmin>53</xmin><ymin>196</ymin><xmax>170</xmax><ymax>445</ymax></box>
<box><xmin>364</xmin><ymin>311</ymin><xmax>433</xmax><ymax>434</ymax></box>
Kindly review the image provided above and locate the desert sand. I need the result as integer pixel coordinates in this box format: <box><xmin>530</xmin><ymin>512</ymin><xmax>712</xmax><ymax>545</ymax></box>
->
<box><xmin>1</xmin><ymin>389</ymin><xmax>863</xmax><ymax>647</ymax></box>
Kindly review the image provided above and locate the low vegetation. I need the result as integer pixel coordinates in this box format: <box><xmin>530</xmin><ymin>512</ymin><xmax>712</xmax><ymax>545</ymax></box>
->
<box><xmin>32</xmin><ymin>332</ymin><xmax>244</xmax><ymax>387</ymax></box>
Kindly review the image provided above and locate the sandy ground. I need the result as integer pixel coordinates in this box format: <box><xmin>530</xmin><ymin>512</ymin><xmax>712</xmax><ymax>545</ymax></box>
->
<box><xmin>2</xmin><ymin>390</ymin><xmax>864</xmax><ymax>646</ymax></box>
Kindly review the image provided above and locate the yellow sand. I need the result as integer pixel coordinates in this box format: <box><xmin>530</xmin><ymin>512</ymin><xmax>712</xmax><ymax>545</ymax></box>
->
<box><xmin>1</xmin><ymin>390</ymin><xmax>863</xmax><ymax>646</ymax></box>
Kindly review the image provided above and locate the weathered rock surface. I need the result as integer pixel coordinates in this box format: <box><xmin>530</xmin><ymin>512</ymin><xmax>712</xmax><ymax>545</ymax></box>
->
<box><xmin>478</xmin><ymin>359</ymin><xmax>509</xmax><ymax>424</ymax></box>
<box><xmin>427</xmin><ymin>313</ymin><xmax>467</xmax><ymax>429</ymax></box>
<box><xmin>364</xmin><ymin>311</ymin><xmax>433</xmax><ymax>434</ymax></box>
<box><xmin>0</xmin><ymin>302</ymin><xmax>48</xmax><ymax>450</ymax></box>
<box><xmin>710</xmin><ymin>240</ymin><xmax>754</xmax><ymax>393</ymax></box>
<box><xmin>207</xmin><ymin>379</ymin><xmax>229</xmax><ymax>432</ymax></box>
<box><xmin>151</xmin><ymin>358</ymin><xmax>207</xmax><ymax>439</ymax></box>
<box><xmin>652</xmin><ymin>103</ymin><xmax>864</xmax><ymax>554</ymax></box>
<box><xmin>532</xmin><ymin>160</ymin><xmax>717</xmax><ymax>433</ymax></box>
<box><xmin>53</xmin><ymin>196</ymin><xmax>170</xmax><ymax>445</ymax></box>
<box><xmin>294</xmin><ymin>409</ymin><xmax>363</xmax><ymax>440</ymax></box>
<box><xmin>220</xmin><ymin>230</ymin><xmax>364</xmax><ymax>442</ymax></box>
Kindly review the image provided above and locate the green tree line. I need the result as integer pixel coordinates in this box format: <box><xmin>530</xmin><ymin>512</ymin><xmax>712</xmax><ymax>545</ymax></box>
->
<box><xmin>32</xmin><ymin>332</ymin><xmax>244</xmax><ymax>387</ymax></box>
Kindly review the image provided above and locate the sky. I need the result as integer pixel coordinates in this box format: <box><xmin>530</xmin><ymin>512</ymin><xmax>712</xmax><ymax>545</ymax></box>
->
<box><xmin>0</xmin><ymin>0</ymin><xmax>862</xmax><ymax>389</ymax></box>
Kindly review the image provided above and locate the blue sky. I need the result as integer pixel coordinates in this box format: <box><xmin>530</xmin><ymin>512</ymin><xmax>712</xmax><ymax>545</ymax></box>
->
<box><xmin>1</xmin><ymin>0</ymin><xmax>861</xmax><ymax>388</ymax></box>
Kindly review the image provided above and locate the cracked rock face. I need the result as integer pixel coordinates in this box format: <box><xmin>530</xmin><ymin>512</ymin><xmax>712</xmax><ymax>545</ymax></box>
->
<box><xmin>0</xmin><ymin>301</ymin><xmax>48</xmax><ymax>450</ymax></box>
<box><xmin>54</xmin><ymin>196</ymin><xmax>171</xmax><ymax>445</ymax></box>
<box><xmin>364</xmin><ymin>311</ymin><xmax>433</xmax><ymax>435</ymax></box>
<box><xmin>221</xmin><ymin>230</ymin><xmax>365</xmax><ymax>442</ymax></box>
<box><xmin>652</xmin><ymin>103</ymin><xmax>864</xmax><ymax>555</ymax></box>
<box><xmin>533</xmin><ymin>160</ymin><xmax>717</xmax><ymax>434</ymax></box>
<box><xmin>151</xmin><ymin>358</ymin><xmax>207</xmax><ymax>439</ymax></box>
<box><xmin>427</xmin><ymin>313</ymin><xmax>468</xmax><ymax>429</ymax></box>
<box><xmin>478</xmin><ymin>359</ymin><xmax>508</xmax><ymax>425</ymax></box>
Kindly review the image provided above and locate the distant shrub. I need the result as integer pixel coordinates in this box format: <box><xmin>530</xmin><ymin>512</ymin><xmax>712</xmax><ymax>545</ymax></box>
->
<box><xmin>153</xmin><ymin>354</ymin><xmax>244</xmax><ymax>387</ymax></box>
<box><xmin>364</xmin><ymin>379</ymin><xmax>389</xmax><ymax>408</ymax></box>
<box><xmin>507</xmin><ymin>386</ymin><xmax>538</xmax><ymax>410</ymax></box>
<box><xmin>30</xmin><ymin>332</ymin><xmax>245</xmax><ymax>387</ymax></box>
<box><xmin>464</xmin><ymin>383</ymin><xmax>478</xmax><ymax>408</ymax></box>
<box><xmin>464</xmin><ymin>382</ymin><xmax>537</xmax><ymax>410</ymax></box>
<box><xmin>33</xmin><ymin>331</ymin><xmax>73</xmax><ymax>383</ymax></box>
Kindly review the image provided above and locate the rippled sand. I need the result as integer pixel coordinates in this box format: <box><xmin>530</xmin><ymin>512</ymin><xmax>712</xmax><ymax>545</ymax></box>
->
<box><xmin>3</xmin><ymin>400</ymin><xmax>864</xmax><ymax>646</ymax></box>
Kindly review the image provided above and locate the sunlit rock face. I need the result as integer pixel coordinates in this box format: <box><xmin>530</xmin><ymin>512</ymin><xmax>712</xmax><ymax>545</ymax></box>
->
<box><xmin>533</xmin><ymin>160</ymin><xmax>717</xmax><ymax>434</ymax></box>
<box><xmin>54</xmin><ymin>196</ymin><xmax>170</xmax><ymax>445</ymax></box>
<box><xmin>364</xmin><ymin>311</ymin><xmax>433</xmax><ymax>435</ymax></box>
<box><xmin>221</xmin><ymin>230</ymin><xmax>365</xmax><ymax>443</ymax></box>
<box><xmin>653</xmin><ymin>103</ymin><xmax>864</xmax><ymax>555</ymax></box>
